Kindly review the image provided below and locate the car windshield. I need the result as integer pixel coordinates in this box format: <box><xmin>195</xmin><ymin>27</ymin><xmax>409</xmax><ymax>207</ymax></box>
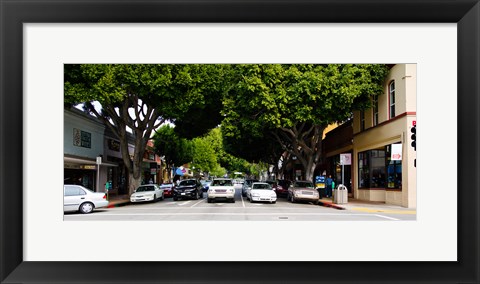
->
<box><xmin>252</xmin><ymin>184</ymin><xmax>271</xmax><ymax>190</ymax></box>
<box><xmin>295</xmin><ymin>182</ymin><xmax>314</xmax><ymax>188</ymax></box>
<box><xmin>179</xmin><ymin>180</ymin><xmax>196</xmax><ymax>186</ymax></box>
<box><xmin>211</xmin><ymin>179</ymin><xmax>233</xmax><ymax>186</ymax></box>
<box><xmin>245</xmin><ymin>180</ymin><xmax>258</xmax><ymax>186</ymax></box>
<box><xmin>160</xmin><ymin>184</ymin><xmax>172</xmax><ymax>188</ymax></box>
<box><xmin>136</xmin><ymin>186</ymin><xmax>155</xmax><ymax>192</ymax></box>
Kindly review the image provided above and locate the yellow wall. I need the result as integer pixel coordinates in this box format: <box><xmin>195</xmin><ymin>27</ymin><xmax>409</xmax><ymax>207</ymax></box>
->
<box><xmin>352</xmin><ymin>64</ymin><xmax>417</xmax><ymax>208</ymax></box>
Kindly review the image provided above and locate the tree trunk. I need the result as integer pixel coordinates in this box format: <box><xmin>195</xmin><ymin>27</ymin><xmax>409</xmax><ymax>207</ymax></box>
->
<box><xmin>128</xmin><ymin>172</ymin><xmax>142</xmax><ymax>195</ymax></box>
<box><xmin>305</xmin><ymin>159</ymin><xmax>316</xmax><ymax>181</ymax></box>
<box><xmin>276</xmin><ymin>124</ymin><xmax>325</xmax><ymax>182</ymax></box>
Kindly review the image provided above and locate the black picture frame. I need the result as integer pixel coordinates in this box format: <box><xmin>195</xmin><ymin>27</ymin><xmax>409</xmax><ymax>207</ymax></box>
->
<box><xmin>1</xmin><ymin>0</ymin><xmax>478</xmax><ymax>283</ymax></box>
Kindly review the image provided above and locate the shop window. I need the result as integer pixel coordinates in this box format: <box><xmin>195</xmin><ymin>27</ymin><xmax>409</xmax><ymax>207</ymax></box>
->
<box><xmin>370</xmin><ymin>150</ymin><xmax>386</xmax><ymax>187</ymax></box>
<box><xmin>358</xmin><ymin>152</ymin><xmax>370</xmax><ymax>188</ymax></box>
<box><xmin>358</xmin><ymin>149</ymin><xmax>387</xmax><ymax>189</ymax></box>
<box><xmin>386</xmin><ymin>144</ymin><xmax>402</xmax><ymax>189</ymax></box>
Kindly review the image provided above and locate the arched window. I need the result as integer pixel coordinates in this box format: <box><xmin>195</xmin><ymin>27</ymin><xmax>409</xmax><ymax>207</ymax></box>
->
<box><xmin>389</xmin><ymin>81</ymin><xmax>395</xmax><ymax>118</ymax></box>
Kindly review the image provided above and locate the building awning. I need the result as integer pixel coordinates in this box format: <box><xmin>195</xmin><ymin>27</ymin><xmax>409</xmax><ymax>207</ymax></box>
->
<box><xmin>64</xmin><ymin>156</ymin><xmax>118</xmax><ymax>167</ymax></box>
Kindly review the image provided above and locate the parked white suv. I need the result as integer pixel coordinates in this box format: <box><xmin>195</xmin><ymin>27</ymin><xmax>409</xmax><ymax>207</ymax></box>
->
<box><xmin>207</xmin><ymin>178</ymin><xmax>235</xmax><ymax>203</ymax></box>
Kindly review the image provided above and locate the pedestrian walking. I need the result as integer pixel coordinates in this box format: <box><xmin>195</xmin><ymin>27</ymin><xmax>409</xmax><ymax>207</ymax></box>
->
<box><xmin>326</xmin><ymin>175</ymin><xmax>333</xmax><ymax>197</ymax></box>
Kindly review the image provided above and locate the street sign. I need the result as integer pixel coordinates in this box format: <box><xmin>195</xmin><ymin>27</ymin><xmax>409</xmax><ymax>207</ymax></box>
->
<box><xmin>340</xmin><ymin>153</ymin><xmax>352</xmax><ymax>165</ymax></box>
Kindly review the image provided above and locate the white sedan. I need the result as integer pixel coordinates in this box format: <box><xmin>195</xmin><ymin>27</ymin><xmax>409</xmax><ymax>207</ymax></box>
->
<box><xmin>130</xmin><ymin>184</ymin><xmax>164</xmax><ymax>203</ymax></box>
<box><xmin>64</xmin><ymin>185</ymin><xmax>109</xmax><ymax>214</ymax></box>
<box><xmin>247</xmin><ymin>182</ymin><xmax>277</xmax><ymax>204</ymax></box>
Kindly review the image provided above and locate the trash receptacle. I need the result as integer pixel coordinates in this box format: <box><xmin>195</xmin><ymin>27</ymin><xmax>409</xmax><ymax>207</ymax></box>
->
<box><xmin>333</xmin><ymin>184</ymin><xmax>348</xmax><ymax>204</ymax></box>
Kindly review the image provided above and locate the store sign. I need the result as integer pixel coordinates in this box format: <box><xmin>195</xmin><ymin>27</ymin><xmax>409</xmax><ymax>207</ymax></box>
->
<box><xmin>150</xmin><ymin>162</ymin><xmax>157</xmax><ymax>175</ymax></box>
<box><xmin>73</xmin><ymin>128</ymin><xmax>91</xmax><ymax>148</ymax></box>
<box><xmin>108</xmin><ymin>139</ymin><xmax>120</xmax><ymax>151</ymax></box>
<box><xmin>391</xmin><ymin>143</ymin><xmax>403</xmax><ymax>161</ymax></box>
<box><xmin>81</xmin><ymin>165</ymin><xmax>96</xmax><ymax>170</ymax></box>
<box><xmin>340</xmin><ymin>153</ymin><xmax>352</xmax><ymax>165</ymax></box>
<box><xmin>315</xmin><ymin>176</ymin><xmax>326</xmax><ymax>188</ymax></box>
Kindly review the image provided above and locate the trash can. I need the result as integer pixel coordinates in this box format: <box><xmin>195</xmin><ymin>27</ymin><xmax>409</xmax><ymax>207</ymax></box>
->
<box><xmin>333</xmin><ymin>184</ymin><xmax>348</xmax><ymax>204</ymax></box>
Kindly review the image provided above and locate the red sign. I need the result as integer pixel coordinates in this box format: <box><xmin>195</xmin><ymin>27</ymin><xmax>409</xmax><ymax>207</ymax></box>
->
<box><xmin>412</xmin><ymin>120</ymin><xmax>416</xmax><ymax>126</ymax></box>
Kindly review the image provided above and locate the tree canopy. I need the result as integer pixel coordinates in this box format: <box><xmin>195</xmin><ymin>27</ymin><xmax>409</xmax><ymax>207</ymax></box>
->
<box><xmin>64</xmin><ymin>64</ymin><xmax>226</xmax><ymax>194</ymax></box>
<box><xmin>222</xmin><ymin>64</ymin><xmax>389</xmax><ymax>180</ymax></box>
<box><xmin>65</xmin><ymin>64</ymin><xmax>389</xmax><ymax>187</ymax></box>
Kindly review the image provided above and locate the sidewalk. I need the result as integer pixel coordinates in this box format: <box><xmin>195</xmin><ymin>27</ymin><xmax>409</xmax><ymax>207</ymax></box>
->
<box><xmin>319</xmin><ymin>196</ymin><xmax>417</xmax><ymax>213</ymax></box>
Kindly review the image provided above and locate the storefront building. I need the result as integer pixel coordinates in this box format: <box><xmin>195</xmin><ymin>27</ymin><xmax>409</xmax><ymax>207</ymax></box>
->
<box><xmin>103</xmin><ymin>128</ymin><xmax>133</xmax><ymax>195</ymax></box>
<box><xmin>352</xmin><ymin>64</ymin><xmax>416</xmax><ymax>208</ymax></box>
<box><xmin>64</xmin><ymin>108</ymin><xmax>117</xmax><ymax>192</ymax></box>
<box><xmin>141</xmin><ymin>140</ymin><xmax>162</xmax><ymax>185</ymax></box>
<box><xmin>322</xmin><ymin>121</ymin><xmax>354</xmax><ymax>196</ymax></box>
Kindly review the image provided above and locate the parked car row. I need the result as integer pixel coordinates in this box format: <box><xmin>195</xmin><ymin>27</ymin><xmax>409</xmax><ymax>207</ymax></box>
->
<box><xmin>64</xmin><ymin>178</ymin><xmax>320</xmax><ymax>215</ymax></box>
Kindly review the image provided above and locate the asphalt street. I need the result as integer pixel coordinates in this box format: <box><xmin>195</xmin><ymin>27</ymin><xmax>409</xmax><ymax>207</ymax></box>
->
<box><xmin>64</xmin><ymin>185</ymin><xmax>416</xmax><ymax>221</ymax></box>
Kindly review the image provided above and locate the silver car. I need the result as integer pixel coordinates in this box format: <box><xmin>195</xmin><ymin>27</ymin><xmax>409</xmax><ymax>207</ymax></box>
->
<box><xmin>64</xmin><ymin>185</ymin><xmax>109</xmax><ymax>214</ymax></box>
<box><xmin>207</xmin><ymin>178</ymin><xmax>235</xmax><ymax>203</ymax></box>
<box><xmin>287</xmin><ymin>180</ymin><xmax>319</xmax><ymax>205</ymax></box>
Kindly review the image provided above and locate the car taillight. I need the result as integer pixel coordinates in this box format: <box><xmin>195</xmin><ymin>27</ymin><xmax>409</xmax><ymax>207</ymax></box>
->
<box><xmin>103</xmin><ymin>194</ymin><xmax>107</xmax><ymax>199</ymax></box>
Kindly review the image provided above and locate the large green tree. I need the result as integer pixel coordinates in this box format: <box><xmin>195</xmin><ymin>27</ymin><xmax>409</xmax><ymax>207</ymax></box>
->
<box><xmin>222</xmin><ymin>64</ymin><xmax>389</xmax><ymax>181</ymax></box>
<box><xmin>153</xmin><ymin>125</ymin><xmax>193</xmax><ymax>174</ymax></box>
<box><xmin>64</xmin><ymin>64</ymin><xmax>225</xmax><ymax>194</ymax></box>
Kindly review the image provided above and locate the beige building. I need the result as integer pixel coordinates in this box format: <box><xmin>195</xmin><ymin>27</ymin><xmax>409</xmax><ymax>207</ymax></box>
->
<box><xmin>352</xmin><ymin>64</ymin><xmax>416</xmax><ymax>208</ymax></box>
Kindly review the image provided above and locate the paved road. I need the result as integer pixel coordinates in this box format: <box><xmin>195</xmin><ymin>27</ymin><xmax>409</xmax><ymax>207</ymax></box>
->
<box><xmin>64</xmin><ymin>187</ymin><xmax>416</xmax><ymax>221</ymax></box>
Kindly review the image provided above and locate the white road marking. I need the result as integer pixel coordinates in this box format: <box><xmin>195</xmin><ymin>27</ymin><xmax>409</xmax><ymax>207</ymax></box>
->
<box><xmin>190</xmin><ymin>198</ymin><xmax>206</xmax><ymax>208</ymax></box>
<box><xmin>177</xmin><ymin>201</ymin><xmax>191</xmax><ymax>206</ymax></box>
<box><xmin>68</xmin><ymin>212</ymin><xmax>399</xmax><ymax>219</ymax></box>
<box><xmin>109</xmin><ymin>206</ymin><xmax>328</xmax><ymax>210</ymax></box>
<box><xmin>374</xmin><ymin>214</ymin><xmax>400</xmax><ymax>221</ymax></box>
<box><xmin>241</xmin><ymin>195</ymin><xmax>245</xmax><ymax>208</ymax></box>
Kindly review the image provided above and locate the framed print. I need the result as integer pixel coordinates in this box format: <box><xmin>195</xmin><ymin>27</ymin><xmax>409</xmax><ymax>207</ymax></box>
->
<box><xmin>1</xmin><ymin>0</ymin><xmax>479</xmax><ymax>283</ymax></box>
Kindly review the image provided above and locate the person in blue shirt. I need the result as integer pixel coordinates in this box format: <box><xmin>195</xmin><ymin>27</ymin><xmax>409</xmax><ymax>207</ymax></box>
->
<box><xmin>326</xmin><ymin>175</ymin><xmax>333</xmax><ymax>198</ymax></box>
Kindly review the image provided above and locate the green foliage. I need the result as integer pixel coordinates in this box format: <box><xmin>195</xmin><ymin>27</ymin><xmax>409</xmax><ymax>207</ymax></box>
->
<box><xmin>153</xmin><ymin>125</ymin><xmax>193</xmax><ymax>166</ymax></box>
<box><xmin>65</xmin><ymin>63</ymin><xmax>389</xmax><ymax>182</ymax></box>
<box><xmin>223</xmin><ymin>64</ymin><xmax>389</xmax><ymax>137</ymax></box>
<box><xmin>65</xmin><ymin>64</ymin><xmax>227</xmax><ymax>126</ymax></box>
<box><xmin>191</xmin><ymin>136</ymin><xmax>218</xmax><ymax>173</ymax></box>
<box><xmin>221</xmin><ymin>64</ymin><xmax>389</xmax><ymax>179</ymax></box>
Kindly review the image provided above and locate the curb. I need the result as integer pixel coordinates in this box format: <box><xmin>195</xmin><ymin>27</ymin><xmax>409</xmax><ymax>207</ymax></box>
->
<box><xmin>107</xmin><ymin>201</ymin><xmax>130</xmax><ymax>208</ymax></box>
<box><xmin>319</xmin><ymin>200</ymin><xmax>346</xmax><ymax>210</ymax></box>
